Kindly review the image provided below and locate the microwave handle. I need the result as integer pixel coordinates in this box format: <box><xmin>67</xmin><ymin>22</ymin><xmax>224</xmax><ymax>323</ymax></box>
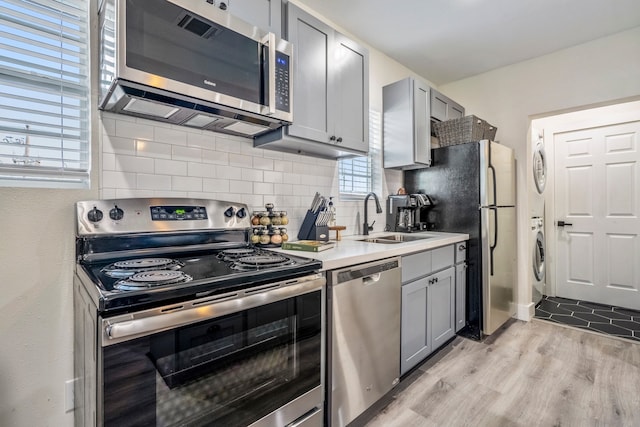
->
<box><xmin>263</xmin><ymin>32</ymin><xmax>277</xmax><ymax>115</ymax></box>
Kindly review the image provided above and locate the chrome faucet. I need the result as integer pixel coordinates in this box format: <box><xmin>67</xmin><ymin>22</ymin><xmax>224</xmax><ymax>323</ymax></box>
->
<box><xmin>363</xmin><ymin>192</ymin><xmax>382</xmax><ymax>235</ymax></box>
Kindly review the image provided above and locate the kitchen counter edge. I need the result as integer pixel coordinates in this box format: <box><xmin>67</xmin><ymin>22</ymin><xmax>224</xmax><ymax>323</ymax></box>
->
<box><xmin>274</xmin><ymin>232</ymin><xmax>469</xmax><ymax>271</ymax></box>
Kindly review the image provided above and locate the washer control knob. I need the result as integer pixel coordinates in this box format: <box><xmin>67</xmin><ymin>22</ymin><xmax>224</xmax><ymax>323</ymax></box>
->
<box><xmin>87</xmin><ymin>207</ymin><xmax>103</xmax><ymax>223</ymax></box>
<box><xmin>224</xmin><ymin>207</ymin><xmax>236</xmax><ymax>218</ymax></box>
<box><xmin>109</xmin><ymin>205</ymin><xmax>124</xmax><ymax>221</ymax></box>
<box><xmin>236</xmin><ymin>207</ymin><xmax>247</xmax><ymax>219</ymax></box>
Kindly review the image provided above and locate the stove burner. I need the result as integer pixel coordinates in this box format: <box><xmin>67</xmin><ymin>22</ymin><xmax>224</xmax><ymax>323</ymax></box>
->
<box><xmin>231</xmin><ymin>254</ymin><xmax>293</xmax><ymax>271</ymax></box>
<box><xmin>113</xmin><ymin>258</ymin><xmax>175</xmax><ymax>269</ymax></box>
<box><xmin>114</xmin><ymin>270</ymin><xmax>192</xmax><ymax>291</ymax></box>
<box><xmin>218</xmin><ymin>248</ymin><xmax>257</xmax><ymax>262</ymax></box>
<box><xmin>103</xmin><ymin>257</ymin><xmax>184</xmax><ymax>278</ymax></box>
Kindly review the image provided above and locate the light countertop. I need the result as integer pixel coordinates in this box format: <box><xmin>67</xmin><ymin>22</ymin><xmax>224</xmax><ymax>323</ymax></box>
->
<box><xmin>275</xmin><ymin>231</ymin><xmax>469</xmax><ymax>271</ymax></box>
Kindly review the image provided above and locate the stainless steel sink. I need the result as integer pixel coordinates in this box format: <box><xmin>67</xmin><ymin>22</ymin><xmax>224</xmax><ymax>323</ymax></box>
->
<box><xmin>357</xmin><ymin>234</ymin><xmax>436</xmax><ymax>244</ymax></box>
<box><xmin>357</xmin><ymin>238</ymin><xmax>403</xmax><ymax>244</ymax></box>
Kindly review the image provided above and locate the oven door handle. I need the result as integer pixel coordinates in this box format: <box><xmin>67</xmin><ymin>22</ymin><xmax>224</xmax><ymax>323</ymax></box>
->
<box><xmin>103</xmin><ymin>274</ymin><xmax>324</xmax><ymax>345</ymax></box>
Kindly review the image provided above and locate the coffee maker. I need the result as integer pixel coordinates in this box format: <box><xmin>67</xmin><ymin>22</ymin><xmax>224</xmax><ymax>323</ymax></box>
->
<box><xmin>386</xmin><ymin>193</ymin><xmax>434</xmax><ymax>232</ymax></box>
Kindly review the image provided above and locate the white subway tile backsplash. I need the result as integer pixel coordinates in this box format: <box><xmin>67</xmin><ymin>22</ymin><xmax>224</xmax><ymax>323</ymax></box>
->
<box><xmin>103</xmin><ymin>170</ymin><xmax>136</xmax><ymax>188</ymax></box>
<box><xmin>100</xmin><ymin>115</ymin><xmax>382</xmax><ymax>237</ymax></box>
<box><xmin>136</xmin><ymin>140</ymin><xmax>172</xmax><ymax>159</ymax></box>
<box><xmin>274</xmin><ymin>160</ymin><xmax>293</xmax><ymax>173</ymax></box>
<box><xmin>155</xmin><ymin>159</ymin><xmax>188</xmax><ymax>176</ymax></box>
<box><xmin>253</xmin><ymin>182</ymin><xmax>274</xmax><ymax>195</ymax></box>
<box><xmin>252</xmin><ymin>157</ymin><xmax>274</xmax><ymax>171</ymax></box>
<box><xmin>228</xmin><ymin>153</ymin><xmax>253</xmax><ymax>168</ymax></box>
<box><xmin>241</xmin><ymin>168</ymin><xmax>263</xmax><ymax>182</ymax></box>
<box><xmin>216</xmin><ymin>135</ymin><xmax>248</xmax><ymax>154</ymax></box>
<box><xmin>172</xmin><ymin>145</ymin><xmax>202</xmax><ymax>162</ymax></box>
<box><xmin>115</xmin><ymin>188</ymin><xmax>155</xmax><ymax>198</ymax></box>
<box><xmin>114</xmin><ymin>155</ymin><xmax>155</xmax><ymax>174</ymax></box>
<box><xmin>202</xmin><ymin>149</ymin><xmax>229</xmax><ymax>165</ymax></box>
<box><xmin>172</xmin><ymin>176</ymin><xmax>203</xmax><ymax>192</ymax></box>
<box><xmin>102</xmin><ymin>153</ymin><xmax>116</xmax><ymax>171</ymax></box>
<box><xmin>188</xmin><ymin>162</ymin><xmax>216</xmax><ymax>178</ymax></box>
<box><xmin>229</xmin><ymin>180</ymin><xmax>253</xmax><ymax>194</ymax></box>
<box><xmin>103</xmin><ymin>135</ymin><xmax>136</xmax><ymax>156</ymax></box>
<box><xmin>137</xmin><ymin>173</ymin><xmax>171</xmax><ymax>190</ymax></box>
<box><xmin>116</xmin><ymin>120</ymin><xmax>154</xmax><ymax>140</ymax></box>
<box><xmin>187</xmin><ymin>132</ymin><xmax>216</xmax><ymax>149</ymax></box>
<box><xmin>153</xmin><ymin>190</ymin><xmax>188</xmax><ymax>197</ymax></box>
<box><xmin>203</xmin><ymin>178</ymin><xmax>230</xmax><ymax>193</ymax></box>
<box><xmin>216</xmin><ymin>165</ymin><xmax>242</xmax><ymax>180</ymax></box>
<box><xmin>263</xmin><ymin>171</ymin><xmax>283</xmax><ymax>184</ymax></box>
<box><xmin>153</xmin><ymin>127</ymin><xmax>188</xmax><ymax>146</ymax></box>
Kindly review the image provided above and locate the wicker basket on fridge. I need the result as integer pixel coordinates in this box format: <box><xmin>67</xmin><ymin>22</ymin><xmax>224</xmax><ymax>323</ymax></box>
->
<box><xmin>433</xmin><ymin>115</ymin><xmax>498</xmax><ymax>146</ymax></box>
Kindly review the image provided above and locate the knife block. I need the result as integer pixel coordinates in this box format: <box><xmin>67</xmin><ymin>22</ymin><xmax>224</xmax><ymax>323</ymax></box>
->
<box><xmin>297</xmin><ymin>210</ymin><xmax>329</xmax><ymax>242</ymax></box>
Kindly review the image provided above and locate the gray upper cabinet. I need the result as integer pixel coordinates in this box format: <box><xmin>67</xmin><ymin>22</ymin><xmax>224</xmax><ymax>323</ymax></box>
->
<box><xmin>383</xmin><ymin>77</ymin><xmax>431</xmax><ymax>170</ymax></box>
<box><xmin>382</xmin><ymin>78</ymin><xmax>465</xmax><ymax>169</ymax></box>
<box><xmin>430</xmin><ymin>88</ymin><xmax>465</xmax><ymax>122</ymax></box>
<box><xmin>225</xmin><ymin>0</ymin><xmax>282</xmax><ymax>37</ymax></box>
<box><xmin>254</xmin><ymin>3</ymin><xmax>370</xmax><ymax>159</ymax></box>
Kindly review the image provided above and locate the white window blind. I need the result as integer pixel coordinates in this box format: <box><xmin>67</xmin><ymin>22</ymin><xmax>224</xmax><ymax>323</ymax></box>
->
<box><xmin>0</xmin><ymin>0</ymin><xmax>90</xmax><ymax>188</ymax></box>
<box><xmin>339</xmin><ymin>109</ymin><xmax>381</xmax><ymax>198</ymax></box>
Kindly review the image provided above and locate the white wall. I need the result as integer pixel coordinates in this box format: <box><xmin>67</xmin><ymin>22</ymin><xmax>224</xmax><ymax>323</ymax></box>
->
<box><xmin>439</xmin><ymin>26</ymin><xmax>640</xmax><ymax>319</ymax></box>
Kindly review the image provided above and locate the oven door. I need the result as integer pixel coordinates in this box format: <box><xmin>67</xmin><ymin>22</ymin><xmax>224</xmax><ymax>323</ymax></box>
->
<box><xmin>98</xmin><ymin>275</ymin><xmax>324</xmax><ymax>427</ymax></box>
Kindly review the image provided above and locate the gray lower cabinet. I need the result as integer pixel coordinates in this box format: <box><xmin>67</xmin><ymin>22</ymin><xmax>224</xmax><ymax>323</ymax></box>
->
<box><xmin>225</xmin><ymin>0</ymin><xmax>282</xmax><ymax>37</ymax></box>
<box><xmin>400</xmin><ymin>245</ymin><xmax>456</xmax><ymax>375</ymax></box>
<box><xmin>254</xmin><ymin>3</ymin><xmax>369</xmax><ymax>159</ymax></box>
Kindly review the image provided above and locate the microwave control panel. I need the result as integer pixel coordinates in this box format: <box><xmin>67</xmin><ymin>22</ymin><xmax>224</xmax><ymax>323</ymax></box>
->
<box><xmin>275</xmin><ymin>51</ymin><xmax>290</xmax><ymax>113</ymax></box>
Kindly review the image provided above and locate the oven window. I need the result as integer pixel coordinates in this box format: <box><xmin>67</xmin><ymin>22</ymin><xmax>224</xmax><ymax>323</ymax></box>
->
<box><xmin>126</xmin><ymin>0</ymin><xmax>263</xmax><ymax>105</ymax></box>
<box><xmin>102</xmin><ymin>291</ymin><xmax>321</xmax><ymax>426</ymax></box>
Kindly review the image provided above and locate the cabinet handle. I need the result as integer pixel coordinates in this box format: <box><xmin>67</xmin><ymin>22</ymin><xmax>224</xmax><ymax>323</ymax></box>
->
<box><xmin>458</xmin><ymin>244</ymin><xmax>466</xmax><ymax>251</ymax></box>
<box><xmin>329</xmin><ymin>135</ymin><xmax>336</xmax><ymax>141</ymax></box>
<box><xmin>336</xmin><ymin>137</ymin><xmax>343</xmax><ymax>143</ymax></box>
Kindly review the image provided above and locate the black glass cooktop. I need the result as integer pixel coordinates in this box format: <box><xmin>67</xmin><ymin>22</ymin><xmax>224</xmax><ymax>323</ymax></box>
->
<box><xmin>80</xmin><ymin>247</ymin><xmax>321</xmax><ymax>314</ymax></box>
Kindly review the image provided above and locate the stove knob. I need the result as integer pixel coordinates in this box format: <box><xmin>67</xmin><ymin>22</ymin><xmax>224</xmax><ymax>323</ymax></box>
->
<box><xmin>224</xmin><ymin>207</ymin><xmax>236</xmax><ymax>218</ymax></box>
<box><xmin>109</xmin><ymin>205</ymin><xmax>124</xmax><ymax>221</ymax></box>
<box><xmin>87</xmin><ymin>207</ymin><xmax>103</xmax><ymax>223</ymax></box>
<box><xmin>236</xmin><ymin>207</ymin><xmax>247</xmax><ymax>219</ymax></box>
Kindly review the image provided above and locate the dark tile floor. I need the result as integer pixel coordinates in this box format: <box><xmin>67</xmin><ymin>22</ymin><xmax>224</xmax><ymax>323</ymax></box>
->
<box><xmin>535</xmin><ymin>295</ymin><xmax>640</xmax><ymax>342</ymax></box>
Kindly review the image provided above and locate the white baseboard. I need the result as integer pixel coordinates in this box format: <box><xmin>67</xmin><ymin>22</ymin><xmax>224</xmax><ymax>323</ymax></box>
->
<box><xmin>515</xmin><ymin>302</ymin><xmax>535</xmax><ymax>321</ymax></box>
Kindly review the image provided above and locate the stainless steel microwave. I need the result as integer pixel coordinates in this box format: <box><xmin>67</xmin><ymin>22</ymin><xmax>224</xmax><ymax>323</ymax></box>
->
<box><xmin>99</xmin><ymin>0</ymin><xmax>293</xmax><ymax>137</ymax></box>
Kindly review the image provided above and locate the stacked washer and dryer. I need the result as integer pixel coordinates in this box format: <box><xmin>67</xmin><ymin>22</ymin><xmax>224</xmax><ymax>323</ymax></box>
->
<box><xmin>531</xmin><ymin>131</ymin><xmax>547</xmax><ymax>305</ymax></box>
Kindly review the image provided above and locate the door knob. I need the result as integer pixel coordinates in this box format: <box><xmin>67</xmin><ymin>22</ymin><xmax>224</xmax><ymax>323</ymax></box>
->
<box><xmin>557</xmin><ymin>220</ymin><xmax>573</xmax><ymax>227</ymax></box>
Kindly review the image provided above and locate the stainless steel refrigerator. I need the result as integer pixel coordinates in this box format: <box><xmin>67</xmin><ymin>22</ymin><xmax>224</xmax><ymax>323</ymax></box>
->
<box><xmin>404</xmin><ymin>140</ymin><xmax>517</xmax><ymax>339</ymax></box>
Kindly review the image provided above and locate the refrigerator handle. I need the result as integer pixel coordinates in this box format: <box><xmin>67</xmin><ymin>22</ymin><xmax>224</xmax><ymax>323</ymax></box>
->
<box><xmin>490</xmin><ymin>207</ymin><xmax>498</xmax><ymax>276</ymax></box>
<box><xmin>487</xmin><ymin>140</ymin><xmax>497</xmax><ymax>206</ymax></box>
<box><xmin>488</xmin><ymin>165</ymin><xmax>497</xmax><ymax>207</ymax></box>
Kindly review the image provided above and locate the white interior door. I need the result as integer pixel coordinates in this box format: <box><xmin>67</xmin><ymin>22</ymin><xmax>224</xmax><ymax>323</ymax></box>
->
<box><xmin>555</xmin><ymin>121</ymin><xmax>640</xmax><ymax>309</ymax></box>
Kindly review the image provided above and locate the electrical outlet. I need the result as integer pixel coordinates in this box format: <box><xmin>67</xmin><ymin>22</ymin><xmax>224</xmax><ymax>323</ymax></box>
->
<box><xmin>65</xmin><ymin>379</ymin><xmax>76</xmax><ymax>413</ymax></box>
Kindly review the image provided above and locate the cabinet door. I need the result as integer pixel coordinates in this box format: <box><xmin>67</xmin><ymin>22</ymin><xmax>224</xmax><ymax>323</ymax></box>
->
<box><xmin>413</xmin><ymin>80</ymin><xmax>431</xmax><ymax>166</ymax></box>
<box><xmin>286</xmin><ymin>5</ymin><xmax>333</xmax><ymax>143</ymax></box>
<box><xmin>430</xmin><ymin>88</ymin><xmax>465</xmax><ymax>122</ymax></box>
<box><xmin>429</xmin><ymin>267</ymin><xmax>456</xmax><ymax>350</ymax></box>
<box><xmin>455</xmin><ymin>263</ymin><xmax>466</xmax><ymax>332</ymax></box>
<box><xmin>226</xmin><ymin>0</ymin><xmax>282</xmax><ymax>37</ymax></box>
<box><xmin>401</xmin><ymin>277</ymin><xmax>430</xmax><ymax>375</ymax></box>
<box><xmin>332</xmin><ymin>33</ymin><xmax>369</xmax><ymax>153</ymax></box>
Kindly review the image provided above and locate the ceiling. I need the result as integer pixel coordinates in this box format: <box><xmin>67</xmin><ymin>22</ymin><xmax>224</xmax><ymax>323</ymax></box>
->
<box><xmin>297</xmin><ymin>0</ymin><xmax>640</xmax><ymax>86</ymax></box>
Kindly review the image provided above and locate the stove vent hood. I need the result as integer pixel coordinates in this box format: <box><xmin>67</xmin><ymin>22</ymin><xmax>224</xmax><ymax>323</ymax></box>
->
<box><xmin>98</xmin><ymin>0</ymin><xmax>293</xmax><ymax>138</ymax></box>
<box><xmin>101</xmin><ymin>81</ymin><xmax>284</xmax><ymax>137</ymax></box>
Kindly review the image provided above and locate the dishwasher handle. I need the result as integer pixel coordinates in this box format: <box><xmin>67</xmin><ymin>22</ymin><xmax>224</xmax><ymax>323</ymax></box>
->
<box><xmin>334</xmin><ymin>258</ymin><xmax>400</xmax><ymax>285</ymax></box>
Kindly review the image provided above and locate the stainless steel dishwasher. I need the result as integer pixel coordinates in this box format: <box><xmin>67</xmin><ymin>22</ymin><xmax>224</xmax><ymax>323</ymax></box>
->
<box><xmin>327</xmin><ymin>257</ymin><xmax>401</xmax><ymax>427</ymax></box>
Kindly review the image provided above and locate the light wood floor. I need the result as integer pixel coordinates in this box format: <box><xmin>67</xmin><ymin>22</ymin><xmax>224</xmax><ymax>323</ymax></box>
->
<box><xmin>363</xmin><ymin>319</ymin><xmax>640</xmax><ymax>427</ymax></box>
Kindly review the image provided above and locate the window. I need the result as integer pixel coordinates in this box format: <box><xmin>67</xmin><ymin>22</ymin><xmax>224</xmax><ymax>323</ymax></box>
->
<box><xmin>0</xmin><ymin>0</ymin><xmax>90</xmax><ymax>188</ymax></box>
<box><xmin>338</xmin><ymin>109</ymin><xmax>381</xmax><ymax>198</ymax></box>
